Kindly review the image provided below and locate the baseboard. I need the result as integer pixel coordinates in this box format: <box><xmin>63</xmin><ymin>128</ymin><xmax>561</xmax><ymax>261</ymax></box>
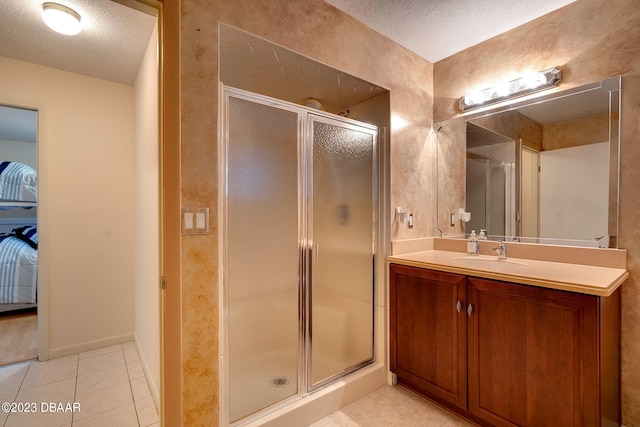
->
<box><xmin>47</xmin><ymin>332</ymin><xmax>135</xmax><ymax>360</ymax></box>
<box><xmin>133</xmin><ymin>333</ymin><xmax>160</xmax><ymax>410</ymax></box>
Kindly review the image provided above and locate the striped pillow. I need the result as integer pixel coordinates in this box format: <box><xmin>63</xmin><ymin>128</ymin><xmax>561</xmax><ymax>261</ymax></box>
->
<box><xmin>11</xmin><ymin>225</ymin><xmax>37</xmax><ymax>249</ymax></box>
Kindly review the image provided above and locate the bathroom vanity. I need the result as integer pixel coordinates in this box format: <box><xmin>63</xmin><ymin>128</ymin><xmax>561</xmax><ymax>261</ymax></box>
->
<box><xmin>388</xmin><ymin>247</ymin><xmax>626</xmax><ymax>427</ymax></box>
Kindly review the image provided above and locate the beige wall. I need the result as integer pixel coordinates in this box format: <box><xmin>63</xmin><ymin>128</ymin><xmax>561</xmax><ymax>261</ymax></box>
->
<box><xmin>434</xmin><ymin>0</ymin><xmax>640</xmax><ymax>122</ymax></box>
<box><xmin>433</xmin><ymin>0</ymin><xmax>640</xmax><ymax>424</ymax></box>
<box><xmin>177</xmin><ymin>0</ymin><xmax>434</xmax><ymax>424</ymax></box>
<box><xmin>173</xmin><ymin>0</ymin><xmax>640</xmax><ymax>424</ymax></box>
<box><xmin>543</xmin><ymin>113</ymin><xmax>609</xmax><ymax>150</ymax></box>
<box><xmin>133</xmin><ymin>23</ymin><xmax>160</xmax><ymax>406</ymax></box>
<box><xmin>0</xmin><ymin>56</ymin><xmax>136</xmax><ymax>356</ymax></box>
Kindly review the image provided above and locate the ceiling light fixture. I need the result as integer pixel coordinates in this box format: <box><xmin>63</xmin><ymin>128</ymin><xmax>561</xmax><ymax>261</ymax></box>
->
<box><xmin>459</xmin><ymin>67</ymin><xmax>561</xmax><ymax>112</ymax></box>
<box><xmin>42</xmin><ymin>2</ymin><xmax>82</xmax><ymax>36</ymax></box>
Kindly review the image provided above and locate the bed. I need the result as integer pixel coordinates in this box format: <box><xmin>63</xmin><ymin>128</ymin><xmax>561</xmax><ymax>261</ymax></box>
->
<box><xmin>0</xmin><ymin>161</ymin><xmax>37</xmax><ymax>203</ymax></box>
<box><xmin>0</xmin><ymin>226</ymin><xmax>37</xmax><ymax>303</ymax></box>
<box><xmin>0</xmin><ymin>161</ymin><xmax>38</xmax><ymax>307</ymax></box>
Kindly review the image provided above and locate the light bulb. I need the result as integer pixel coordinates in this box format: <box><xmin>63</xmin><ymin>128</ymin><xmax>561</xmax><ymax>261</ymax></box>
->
<box><xmin>520</xmin><ymin>72</ymin><xmax>546</xmax><ymax>89</ymax></box>
<box><xmin>494</xmin><ymin>81</ymin><xmax>510</xmax><ymax>98</ymax></box>
<box><xmin>465</xmin><ymin>89</ymin><xmax>486</xmax><ymax>106</ymax></box>
<box><xmin>42</xmin><ymin>3</ymin><xmax>82</xmax><ymax>36</ymax></box>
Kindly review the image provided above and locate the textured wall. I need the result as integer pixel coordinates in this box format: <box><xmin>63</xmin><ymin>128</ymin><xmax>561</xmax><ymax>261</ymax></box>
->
<box><xmin>178</xmin><ymin>0</ymin><xmax>434</xmax><ymax>424</ymax></box>
<box><xmin>433</xmin><ymin>0</ymin><xmax>640</xmax><ymax>424</ymax></box>
<box><xmin>543</xmin><ymin>113</ymin><xmax>609</xmax><ymax>150</ymax></box>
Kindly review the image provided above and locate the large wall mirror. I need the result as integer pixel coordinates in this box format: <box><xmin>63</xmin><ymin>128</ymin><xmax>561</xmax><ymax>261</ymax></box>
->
<box><xmin>436</xmin><ymin>76</ymin><xmax>621</xmax><ymax>248</ymax></box>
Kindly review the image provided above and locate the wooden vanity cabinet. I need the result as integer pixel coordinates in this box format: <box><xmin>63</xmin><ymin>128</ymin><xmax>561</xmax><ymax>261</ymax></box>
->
<box><xmin>389</xmin><ymin>265</ymin><xmax>468</xmax><ymax>410</ymax></box>
<box><xmin>390</xmin><ymin>264</ymin><xmax>621</xmax><ymax>427</ymax></box>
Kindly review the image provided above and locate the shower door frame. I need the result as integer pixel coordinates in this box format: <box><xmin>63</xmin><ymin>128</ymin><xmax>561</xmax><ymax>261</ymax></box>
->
<box><xmin>219</xmin><ymin>85</ymin><xmax>380</xmax><ymax>426</ymax></box>
<box><xmin>305</xmin><ymin>113</ymin><xmax>378</xmax><ymax>392</ymax></box>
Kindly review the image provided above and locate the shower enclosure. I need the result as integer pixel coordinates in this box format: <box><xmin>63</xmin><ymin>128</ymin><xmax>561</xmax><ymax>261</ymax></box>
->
<box><xmin>221</xmin><ymin>87</ymin><xmax>377</xmax><ymax>424</ymax></box>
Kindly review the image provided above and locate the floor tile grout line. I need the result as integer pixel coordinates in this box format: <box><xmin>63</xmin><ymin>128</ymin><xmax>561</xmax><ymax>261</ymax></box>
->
<box><xmin>124</xmin><ymin>345</ymin><xmax>143</xmax><ymax>426</ymax></box>
<box><xmin>0</xmin><ymin>342</ymin><xmax>157</xmax><ymax>427</ymax></box>
<box><xmin>76</xmin><ymin>361</ymin><xmax>128</xmax><ymax>380</ymax></box>
<box><xmin>3</xmin><ymin>359</ymin><xmax>32</xmax><ymax>425</ymax></box>
<box><xmin>76</xmin><ymin>344</ymin><xmax>140</xmax><ymax>427</ymax></box>
<box><xmin>72</xmin><ymin>344</ymin><xmax>138</xmax><ymax>426</ymax></box>
<box><xmin>71</xmin><ymin>350</ymin><xmax>80</xmax><ymax>426</ymax></box>
<box><xmin>74</xmin><ymin>401</ymin><xmax>136</xmax><ymax>426</ymax></box>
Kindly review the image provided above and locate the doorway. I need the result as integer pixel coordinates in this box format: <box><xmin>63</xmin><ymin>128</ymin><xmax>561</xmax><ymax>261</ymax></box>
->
<box><xmin>0</xmin><ymin>0</ymin><xmax>162</xmax><ymax>410</ymax></box>
<box><xmin>222</xmin><ymin>87</ymin><xmax>378</xmax><ymax>424</ymax></box>
<box><xmin>0</xmin><ymin>104</ymin><xmax>38</xmax><ymax>366</ymax></box>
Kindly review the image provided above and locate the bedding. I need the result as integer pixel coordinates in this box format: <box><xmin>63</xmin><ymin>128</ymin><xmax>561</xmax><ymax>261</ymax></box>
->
<box><xmin>11</xmin><ymin>225</ymin><xmax>38</xmax><ymax>249</ymax></box>
<box><xmin>0</xmin><ymin>161</ymin><xmax>37</xmax><ymax>202</ymax></box>
<box><xmin>0</xmin><ymin>227</ymin><xmax>37</xmax><ymax>304</ymax></box>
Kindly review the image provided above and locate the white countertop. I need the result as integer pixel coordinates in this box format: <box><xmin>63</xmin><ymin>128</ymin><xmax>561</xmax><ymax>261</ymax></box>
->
<box><xmin>388</xmin><ymin>250</ymin><xmax>627</xmax><ymax>297</ymax></box>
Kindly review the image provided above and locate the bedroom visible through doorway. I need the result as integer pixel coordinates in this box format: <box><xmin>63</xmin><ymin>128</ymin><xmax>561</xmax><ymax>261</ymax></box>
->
<box><xmin>0</xmin><ymin>104</ymin><xmax>38</xmax><ymax>366</ymax></box>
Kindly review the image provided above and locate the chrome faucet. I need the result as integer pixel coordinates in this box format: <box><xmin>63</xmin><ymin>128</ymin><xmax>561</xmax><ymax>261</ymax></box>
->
<box><xmin>493</xmin><ymin>241</ymin><xmax>507</xmax><ymax>260</ymax></box>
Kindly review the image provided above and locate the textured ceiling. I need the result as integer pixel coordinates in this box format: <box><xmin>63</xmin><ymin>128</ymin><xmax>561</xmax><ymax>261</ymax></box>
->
<box><xmin>0</xmin><ymin>0</ymin><xmax>156</xmax><ymax>143</ymax></box>
<box><xmin>324</xmin><ymin>0</ymin><xmax>577</xmax><ymax>62</ymax></box>
<box><xmin>0</xmin><ymin>0</ymin><xmax>156</xmax><ymax>85</ymax></box>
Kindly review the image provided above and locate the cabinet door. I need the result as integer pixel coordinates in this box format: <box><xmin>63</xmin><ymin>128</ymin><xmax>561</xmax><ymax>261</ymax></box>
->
<box><xmin>467</xmin><ymin>277</ymin><xmax>599</xmax><ymax>426</ymax></box>
<box><xmin>390</xmin><ymin>264</ymin><xmax>467</xmax><ymax>409</ymax></box>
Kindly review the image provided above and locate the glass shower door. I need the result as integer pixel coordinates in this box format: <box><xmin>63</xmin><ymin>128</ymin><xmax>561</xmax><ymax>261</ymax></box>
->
<box><xmin>309</xmin><ymin>116</ymin><xmax>376</xmax><ymax>388</ymax></box>
<box><xmin>226</xmin><ymin>95</ymin><xmax>301</xmax><ymax>422</ymax></box>
<box><xmin>466</xmin><ymin>156</ymin><xmax>487</xmax><ymax>234</ymax></box>
<box><xmin>465</xmin><ymin>155</ymin><xmax>507</xmax><ymax>236</ymax></box>
<box><xmin>224</xmin><ymin>88</ymin><xmax>378</xmax><ymax>423</ymax></box>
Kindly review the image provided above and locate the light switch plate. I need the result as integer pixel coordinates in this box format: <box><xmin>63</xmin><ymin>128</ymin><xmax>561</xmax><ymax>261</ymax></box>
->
<box><xmin>181</xmin><ymin>207</ymin><xmax>209</xmax><ymax>235</ymax></box>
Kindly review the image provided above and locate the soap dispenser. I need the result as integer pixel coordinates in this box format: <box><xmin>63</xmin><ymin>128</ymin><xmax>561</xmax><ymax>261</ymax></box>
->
<box><xmin>467</xmin><ymin>230</ymin><xmax>479</xmax><ymax>256</ymax></box>
<box><xmin>479</xmin><ymin>229</ymin><xmax>487</xmax><ymax>240</ymax></box>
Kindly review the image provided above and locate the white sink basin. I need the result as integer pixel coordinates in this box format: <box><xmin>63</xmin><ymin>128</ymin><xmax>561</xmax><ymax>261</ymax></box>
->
<box><xmin>448</xmin><ymin>256</ymin><xmax>529</xmax><ymax>272</ymax></box>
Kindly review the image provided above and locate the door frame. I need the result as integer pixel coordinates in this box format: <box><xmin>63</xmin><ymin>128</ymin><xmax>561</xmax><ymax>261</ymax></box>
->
<box><xmin>305</xmin><ymin>112</ymin><xmax>378</xmax><ymax>391</ymax></box>
<box><xmin>0</xmin><ymin>98</ymin><xmax>50</xmax><ymax>362</ymax></box>
<box><xmin>159</xmin><ymin>0</ymin><xmax>182</xmax><ymax>424</ymax></box>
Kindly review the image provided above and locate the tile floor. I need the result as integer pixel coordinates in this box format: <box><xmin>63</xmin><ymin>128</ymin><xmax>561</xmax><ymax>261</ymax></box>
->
<box><xmin>311</xmin><ymin>384</ymin><xmax>474</xmax><ymax>427</ymax></box>
<box><xmin>0</xmin><ymin>342</ymin><xmax>471</xmax><ymax>427</ymax></box>
<box><xmin>0</xmin><ymin>342</ymin><xmax>159</xmax><ymax>427</ymax></box>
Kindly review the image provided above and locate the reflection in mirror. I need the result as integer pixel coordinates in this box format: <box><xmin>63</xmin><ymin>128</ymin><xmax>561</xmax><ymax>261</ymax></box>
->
<box><xmin>437</xmin><ymin>76</ymin><xmax>620</xmax><ymax>248</ymax></box>
<box><xmin>465</xmin><ymin>123</ymin><xmax>515</xmax><ymax>238</ymax></box>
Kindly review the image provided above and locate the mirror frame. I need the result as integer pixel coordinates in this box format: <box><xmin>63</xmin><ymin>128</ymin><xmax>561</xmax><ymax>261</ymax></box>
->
<box><xmin>435</xmin><ymin>76</ymin><xmax>621</xmax><ymax>248</ymax></box>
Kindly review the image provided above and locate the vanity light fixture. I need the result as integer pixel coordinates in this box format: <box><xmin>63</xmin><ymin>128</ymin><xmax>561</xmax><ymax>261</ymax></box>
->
<box><xmin>41</xmin><ymin>2</ymin><xmax>82</xmax><ymax>36</ymax></box>
<box><xmin>459</xmin><ymin>67</ymin><xmax>562</xmax><ymax>112</ymax></box>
